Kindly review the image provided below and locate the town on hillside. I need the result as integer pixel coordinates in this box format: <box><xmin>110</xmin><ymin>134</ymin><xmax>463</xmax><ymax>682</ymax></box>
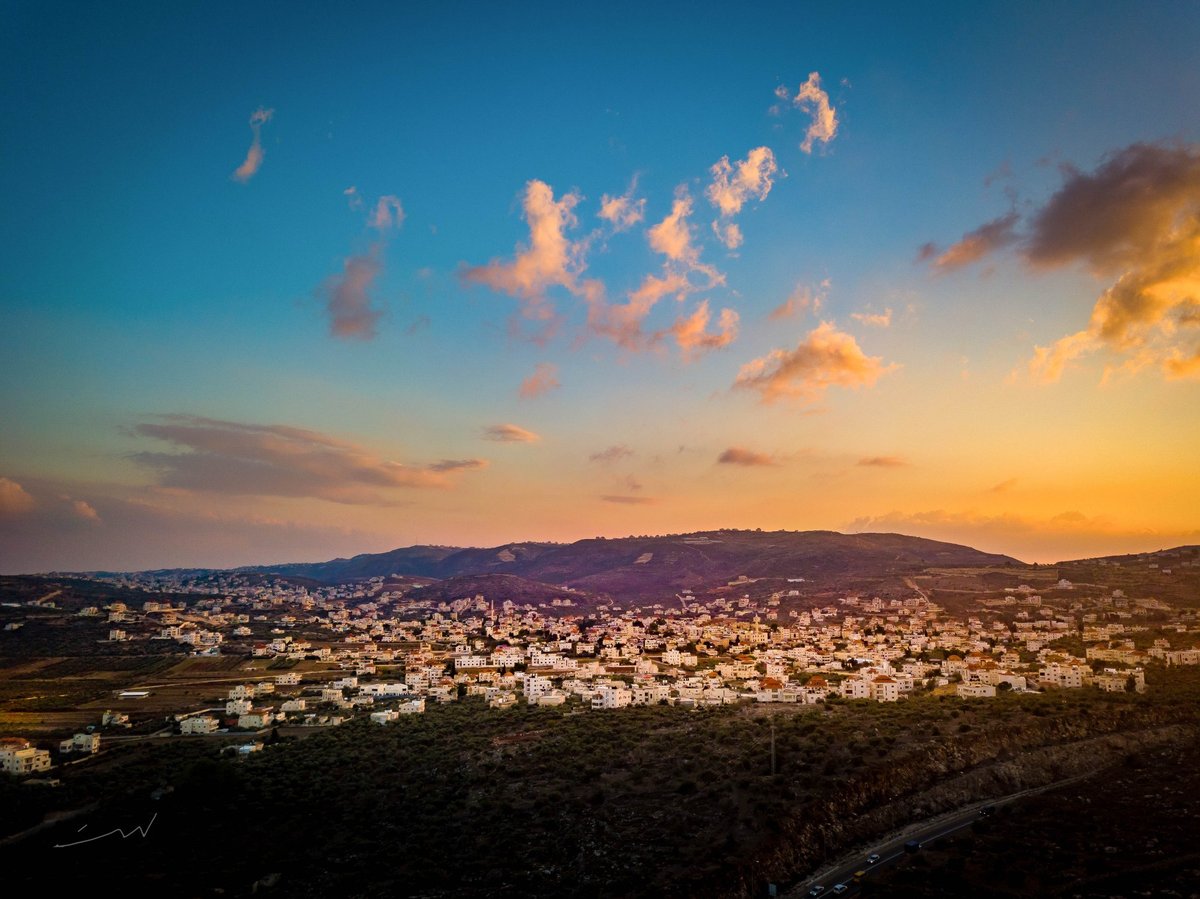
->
<box><xmin>4</xmin><ymin>545</ymin><xmax>1198</xmax><ymax>774</ymax></box>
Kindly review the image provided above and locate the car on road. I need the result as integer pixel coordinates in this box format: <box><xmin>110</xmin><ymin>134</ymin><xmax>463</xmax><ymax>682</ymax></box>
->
<box><xmin>904</xmin><ymin>840</ymin><xmax>921</xmax><ymax>853</ymax></box>
<box><xmin>807</xmin><ymin>886</ymin><xmax>825</xmax><ymax>897</ymax></box>
<box><xmin>980</xmin><ymin>805</ymin><xmax>995</xmax><ymax>817</ymax></box>
<box><xmin>832</xmin><ymin>885</ymin><xmax>849</xmax><ymax>895</ymax></box>
<box><xmin>866</xmin><ymin>853</ymin><xmax>880</xmax><ymax>864</ymax></box>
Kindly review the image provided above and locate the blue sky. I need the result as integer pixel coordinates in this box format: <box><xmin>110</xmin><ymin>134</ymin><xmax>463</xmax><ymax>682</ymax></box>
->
<box><xmin>2</xmin><ymin>1</ymin><xmax>1199</xmax><ymax>570</ymax></box>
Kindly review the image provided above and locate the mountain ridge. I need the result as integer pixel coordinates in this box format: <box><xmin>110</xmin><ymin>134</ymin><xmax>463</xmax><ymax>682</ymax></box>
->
<box><xmin>237</xmin><ymin>529</ymin><xmax>1024</xmax><ymax>599</ymax></box>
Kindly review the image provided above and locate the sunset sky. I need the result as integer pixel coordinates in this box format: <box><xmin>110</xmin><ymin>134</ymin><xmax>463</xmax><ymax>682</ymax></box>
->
<box><xmin>3</xmin><ymin>2</ymin><xmax>1199</xmax><ymax>571</ymax></box>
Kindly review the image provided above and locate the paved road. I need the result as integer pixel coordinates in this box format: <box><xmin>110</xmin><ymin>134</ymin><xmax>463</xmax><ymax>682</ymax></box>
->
<box><xmin>782</xmin><ymin>769</ymin><xmax>1100</xmax><ymax>897</ymax></box>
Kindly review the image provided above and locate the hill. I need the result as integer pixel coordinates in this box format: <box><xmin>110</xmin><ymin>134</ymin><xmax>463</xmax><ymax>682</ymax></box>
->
<box><xmin>404</xmin><ymin>573</ymin><xmax>595</xmax><ymax>607</ymax></box>
<box><xmin>246</xmin><ymin>529</ymin><xmax>1022</xmax><ymax>599</ymax></box>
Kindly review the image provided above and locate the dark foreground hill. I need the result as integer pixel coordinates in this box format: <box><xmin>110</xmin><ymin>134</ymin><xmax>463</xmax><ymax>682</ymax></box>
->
<box><xmin>250</xmin><ymin>529</ymin><xmax>1022</xmax><ymax>598</ymax></box>
<box><xmin>3</xmin><ymin>669</ymin><xmax>1197</xmax><ymax>898</ymax></box>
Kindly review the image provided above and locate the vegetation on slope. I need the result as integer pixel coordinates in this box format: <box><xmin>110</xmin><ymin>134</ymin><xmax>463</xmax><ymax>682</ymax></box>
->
<box><xmin>3</xmin><ymin>668</ymin><xmax>1198</xmax><ymax>897</ymax></box>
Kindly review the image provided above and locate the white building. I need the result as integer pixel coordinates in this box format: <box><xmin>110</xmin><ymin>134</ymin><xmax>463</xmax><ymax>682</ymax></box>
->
<box><xmin>237</xmin><ymin>709</ymin><xmax>274</xmax><ymax>729</ymax></box>
<box><xmin>0</xmin><ymin>740</ymin><xmax>52</xmax><ymax>775</ymax></box>
<box><xmin>181</xmin><ymin>716</ymin><xmax>219</xmax><ymax>735</ymax></box>
<box><xmin>523</xmin><ymin>674</ymin><xmax>554</xmax><ymax>701</ymax></box>
<box><xmin>1039</xmin><ymin>662</ymin><xmax>1090</xmax><ymax>689</ymax></box>
<box><xmin>591</xmin><ymin>684</ymin><xmax>633</xmax><ymax>709</ymax></box>
<box><xmin>957</xmin><ymin>683</ymin><xmax>997</xmax><ymax>698</ymax></box>
<box><xmin>870</xmin><ymin>676</ymin><xmax>900</xmax><ymax>702</ymax></box>
<box><xmin>842</xmin><ymin>679</ymin><xmax>872</xmax><ymax>700</ymax></box>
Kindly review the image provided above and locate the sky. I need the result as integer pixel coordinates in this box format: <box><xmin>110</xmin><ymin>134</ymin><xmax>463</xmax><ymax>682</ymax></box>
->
<box><xmin>2</xmin><ymin>1</ymin><xmax>1199</xmax><ymax>571</ymax></box>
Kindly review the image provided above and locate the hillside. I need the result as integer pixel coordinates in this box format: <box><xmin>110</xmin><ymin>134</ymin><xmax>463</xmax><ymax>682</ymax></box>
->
<box><xmin>251</xmin><ymin>544</ymin><xmax>465</xmax><ymax>582</ymax></box>
<box><xmin>404</xmin><ymin>573</ymin><xmax>595</xmax><ymax>607</ymax></box>
<box><xmin>3</xmin><ymin>669</ymin><xmax>1197</xmax><ymax>897</ymax></box>
<box><xmin>247</xmin><ymin>529</ymin><xmax>1023</xmax><ymax>599</ymax></box>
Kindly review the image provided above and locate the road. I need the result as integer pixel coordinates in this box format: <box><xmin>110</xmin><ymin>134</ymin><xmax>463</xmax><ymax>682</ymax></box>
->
<box><xmin>782</xmin><ymin>769</ymin><xmax>1101</xmax><ymax>897</ymax></box>
<box><xmin>902</xmin><ymin>577</ymin><xmax>929</xmax><ymax>602</ymax></box>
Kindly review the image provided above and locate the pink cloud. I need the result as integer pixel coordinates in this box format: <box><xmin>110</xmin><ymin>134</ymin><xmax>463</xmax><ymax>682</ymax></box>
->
<box><xmin>427</xmin><ymin>459</ymin><xmax>489</xmax><ymax>473</ymax></box>
<box><xmin>0</xmin><ymin>477</ymin><xmax>35</xmax><ymax>516</ymax></box>
<box><xmin>318</xmin><ymin>247</ymin><xmax>384</xmax><ymax>339</ymax></box>
<box><xmin>232</xmin><ymin>106</ymin><xmax>274</xmax><ymax>183</ymax></box>
<box><xmin>648</xmin><ymin>191</ymin><xmax>701</xmax><ymax>266</ymax></box>
<box><xmin>598</xmin><ymin>180</ymin><xmax>645</xmax><ymax>232</ymax></box>
<box><xmin>368</xmin><ymin>195</ymin><xmax>405</xmax><ymax>230</ymax></box>
<box><xmin>924</xmin><ymin>212</ymin><xmax>1019</xmax><ymax>271</ymax></box>
<box><xmin>857</xmin><ymin>455</ymin><xmax>908</xmax><ymax>468</ymax></box>
<box><xmin>706</xmin><ymin>146</ymin><xmax>778</xmax><ymax>249</ymax></box>
<box><xmin>519</xmin><ymin>362</ymin><xmax>560</xmax><ymax>398</ymax></box>
<box><xmin>585</xmin><ymin>270</ymin><xmax>691</xmax><ymax>350</ymax></box>
<box><xmin>584</xmin><ymin>192</ymin><xmax>723</xmax><ymax>353</ymax></box>
<box><xmin>661</xmin><ymin>300</ymin><xmax>738</xmax><ymax>359</ymax></box>
<box><xmin>463</xmin><ymin>180</ymin><xmax>600</xmax><ymax>328</ymax></box>
<box><xmin>717</xmin><ymin>447</ymin><xmax>776</xmax><ymax>467</ymax></box>
<box><xmin>482</xmin><ymin>423</ymin><xmax>541</xmax><ymax>443</ymax></box>
<box><xmin>769</xmin><ymin>282</ymin><xmax>827</xmax><ymax>320</ymax></box>
<box><xmin>734</xmin><ymin>321</ymin><xmax>899</xmax><ymax>403</ymax></box>
<box><xmin>132</xmin><ymin>415</ymin><xmax>481</xmax><ymax>504</ymax></box>
<box><xmin>850</xmin><ymin>307</ymin><xmax>892</xmax><ymax>327</ymax></box>
<box><xmin>589</xmin><ymin>445</ymin><xmax>634</xmax><ymax>463</ymax></box>
<box><xmin>72</xmin><ymin>499</ymin><xmax>101</xmax><ymax>522</ymax></box>
<box><xmin>778</xmin><ymin>73</ymin><xmax>838</xmax><ymax>154</ymax></box>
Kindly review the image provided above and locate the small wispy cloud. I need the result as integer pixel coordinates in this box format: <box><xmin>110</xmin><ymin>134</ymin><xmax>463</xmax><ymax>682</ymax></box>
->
<box><xmin>317</xmin><ymin>192</ymin><xmax>405</xmax><ymax>339</ymax></box>
<box><xmin>585</xmin><ymin>271</ymin><xmax>691</xmax><ymax>350</ymax></box>
<box><xmin>0</xmin><ymin>476</ymin><xmax>36</xmax><ymax>516</ymax></box>
<box><xmin>518</xmin><ymin>362</ymin><xmax>560</xmax><ymax>399</ymax></box>
<box><xmin>232</xmin><ymin>106</ymin><xmax>274</xmax><ymax>183</ymax></box>
<box><xmin>775</xmin><ymin>73</ymin><xmax>838</xmax><ymax>154</ymax></box>
<box><xmin>919</xmin><ymin>211</ymin><xmax>1019</xmax><ymax>272</ymax></box>
<box><xmin>706</xmin><ymin>146</ymin><xmax>778</xmax><ymax>249</ymax></box>
<box><xmin>71</xmin><ymin>499</ymin><xmax>101</xmax><ymax>522</ymax></box>
<box><xmin>648</xmin><ymin>191</ymin><xmax>702</xmax><ymax>266</ymax></box>
<box><xmin>662</xmin><ymin>300</ymin><xmax>738</xmax><ymax>359</ymax></box>
<box><xmin>482</xmin><ymin>423</ymin><xmax>541</xmax><ymax>443</ymax></box>
<box><xmin>717</xmin><ymin>447</ymin><xmax>776</xmax><ymax>467</ymax></box>
<box><xmin>599</xmin><ymin>179</ymin><xmax>645</xmax><ymax>232</ymax></box>
<box><xmin>850</xmin><ymin>307</ymin><xmax>893</xmax><ymax>327</ymax></box>
<box><xmin>427</xmin><ymin>459</ymin><xmax>489</xmax><ymax>473</ymax></box>
<box><xmin>318</xmin><ymin>247</ymin><xmax>384</xmax><ymax>340</ymax></box>
<box><xmin>590</xmin><ymin>445</ymin><xmax>634</xmax><ymax>464</ymax></box>
<box><xmin>600</xmin><ymin>494</ymin><xmax>656</xmax><ymax>505</ymax></box>
<box><xmin>769</xmin><ymin>281</ymin><xmax>827</xmax><ymax>320</ymax></box>
<box><xmin>857</xmin><ymin>455</ymin><xmax>908</xmax><ymax>468</ymax></box>
<box><xmin>368</xmin><ymin>195</ymin><xmax>405</xmax><ymax>230</ymax></box>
